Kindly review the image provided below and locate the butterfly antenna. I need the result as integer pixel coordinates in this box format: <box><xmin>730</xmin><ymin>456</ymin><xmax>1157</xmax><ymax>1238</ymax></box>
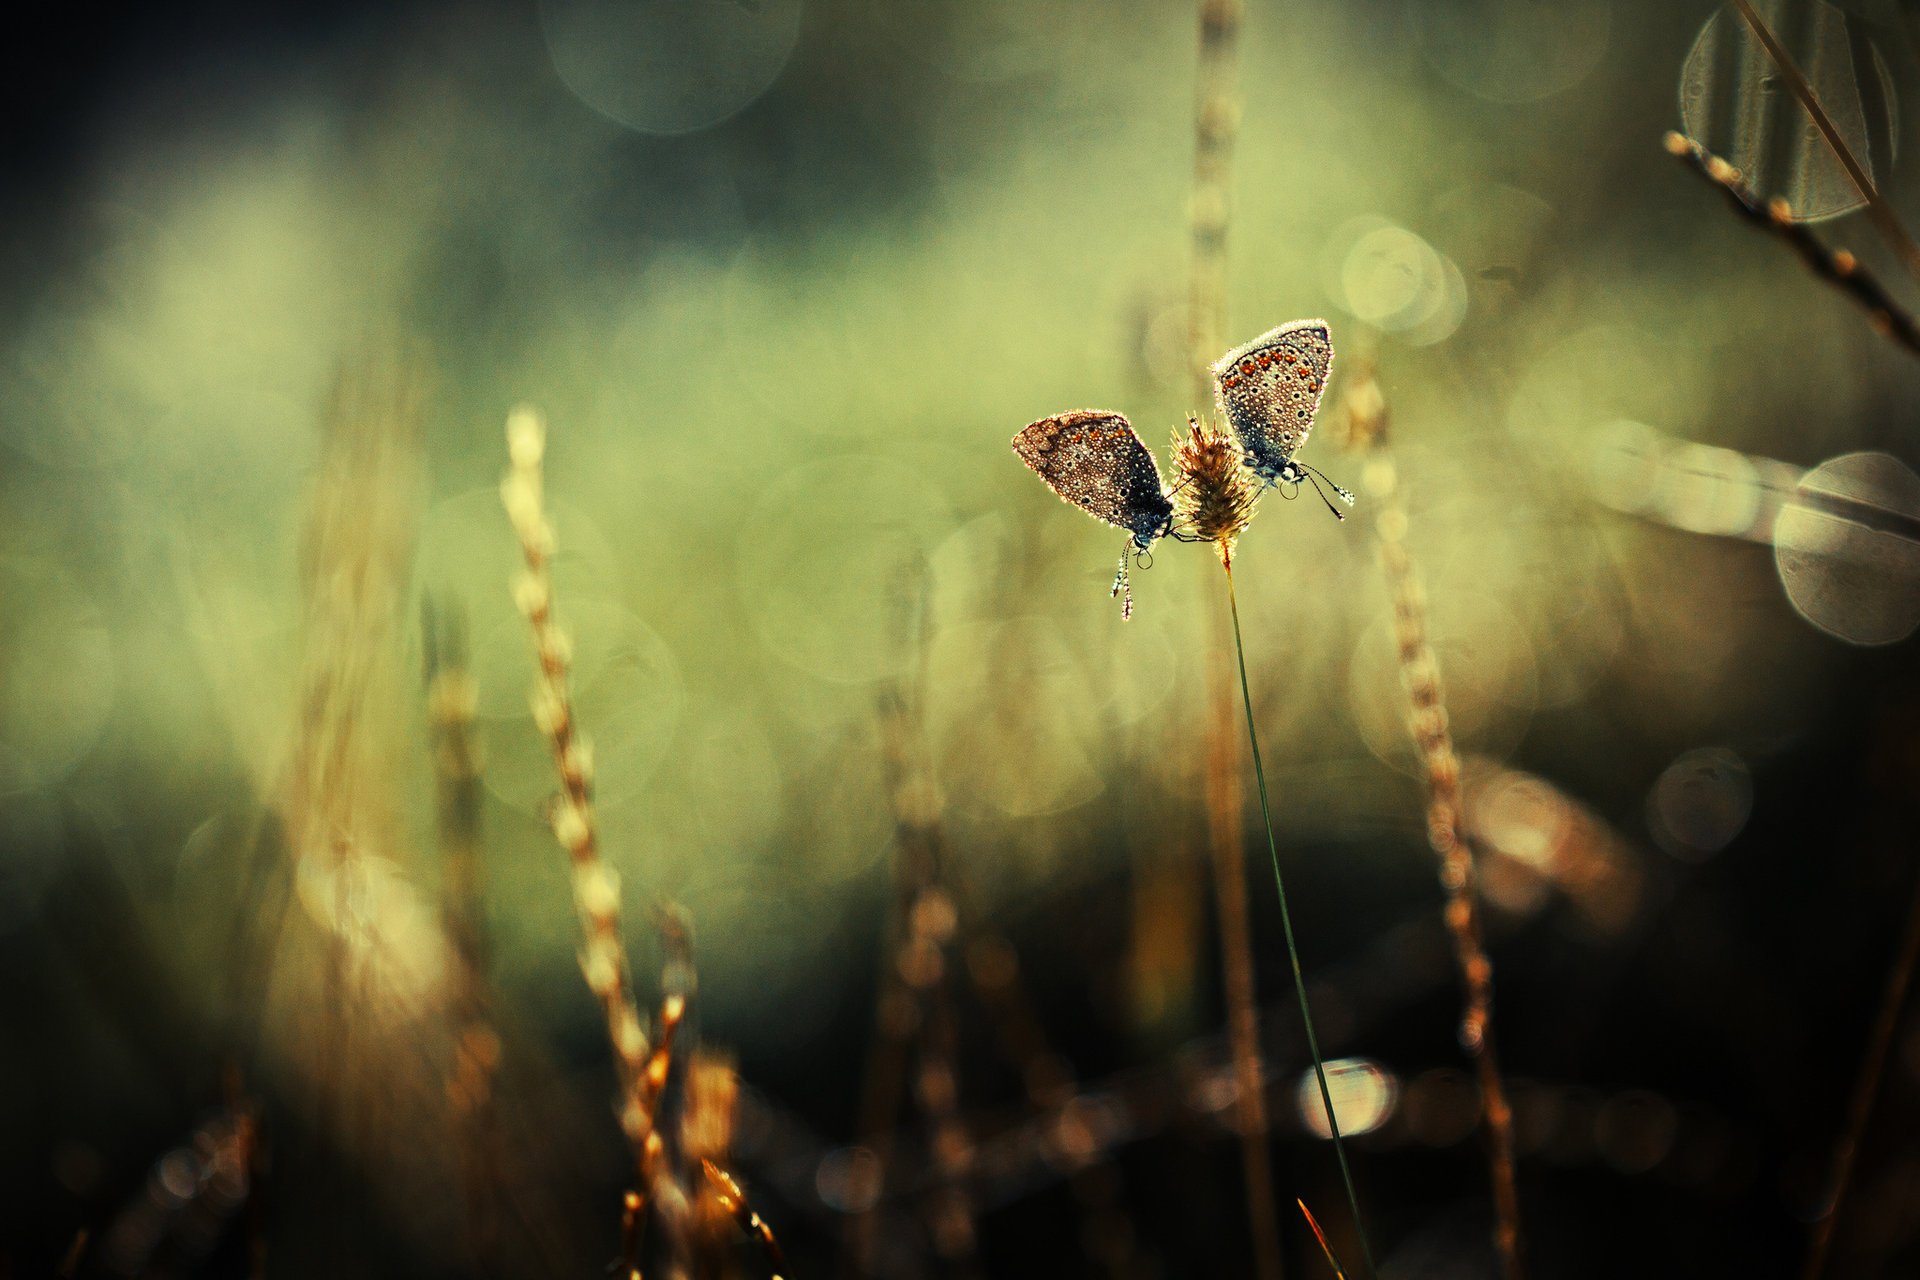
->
<box><xmin>1300</xmin><ymin>460</ymin><xmax>1357</xmax><ymax>507</ymax></box>
<box><xmin>1111</xmin><ymin>541</ymin><xmax>1134</xmax><ymax>621</ymax></box>
<box><xmin>1298</xmin><ymin>465</ymin><xmax>1351</xmax><ymax>522</ymax></box>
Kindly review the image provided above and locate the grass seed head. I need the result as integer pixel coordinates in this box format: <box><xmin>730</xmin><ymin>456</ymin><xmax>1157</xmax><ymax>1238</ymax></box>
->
<box><xmin>1171</xmin><ymin>416</ymin><xmax>1260</xmax><ymax>559</ymax></box>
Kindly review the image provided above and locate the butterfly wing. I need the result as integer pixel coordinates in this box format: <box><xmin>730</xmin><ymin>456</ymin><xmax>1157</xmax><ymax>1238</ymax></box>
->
<box><xmin>1012</xmin><ymin>410</ymin><xmax>1173</xmax><ymax>548</ymax></box>
<box><xmin>1212</xmin><ymin>319</ymin><xmax>1335</xmax><ymax>483</ymax></box>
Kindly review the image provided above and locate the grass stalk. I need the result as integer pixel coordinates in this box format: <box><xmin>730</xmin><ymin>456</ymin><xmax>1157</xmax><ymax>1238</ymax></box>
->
<box><xmin>847</xmin><ymin>567</ymin><xmax>979</xmax><ymax>1277</ymax></box>
<box><xmin>1202</xmin><ymin>623</ymin><xmax>1285</xmax><ymax>1280</ymax></box>
<box><xmin>1727</xmin><ymin>0</ymin><xmax>1920</xmax><ymax>287</ymax></box>
<box><xmin>1664</xmin><ymin>133</ymin><xmax>1920</xmax><ymax>357</ymax></box>
<box><xmin>1187</xmin><ymin>0</ymin><xmax>1285</xmax><ymax>1269</ymax></box>
<box><xmin>500</xmin><ymin>405</ymin><xmax>685</xmax><ymax>1262</ymax></box>
<box><xmin>1222</xmin><ymin>555</ymin><xmax>1377</xmax><ymax>1280</ymax></box>
<box><xmin>423</xmin><ymin>600</ymin><xmax>502</xmax><ymax>1267</ymax></box>
<box><xmin>1341</xmin><ymin>365</ymin><xmax>1522</xmax><ymax>1279</ymax></box>
<box><xmin>1800</xmin><ymin>860</ymin><xmax>1920</xmax><ymax>1280</ymax></box>
<box><xmin>1297</xmin><ymin>1198</ymin><xmax>1350</xmax><ymax>1280</ymax></box>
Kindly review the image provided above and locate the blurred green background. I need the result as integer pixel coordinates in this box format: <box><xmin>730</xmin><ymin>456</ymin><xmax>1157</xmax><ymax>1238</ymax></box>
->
<box><xmin>8</xmin><ymin>0</ymin><xmax>1920</xmax><ymax>1275</ymax></box>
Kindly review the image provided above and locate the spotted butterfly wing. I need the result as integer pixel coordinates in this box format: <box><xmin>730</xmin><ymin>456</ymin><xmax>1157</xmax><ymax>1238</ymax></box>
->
<box><xmin>1012</xmin><ymin>410</ymin><xmax>1173</xmax><ymax>550</ymax></box>
<box><xmin>1212</xmin><ymin>319</ymin><xmax>1336</xmax><ymax>485</ymax></box>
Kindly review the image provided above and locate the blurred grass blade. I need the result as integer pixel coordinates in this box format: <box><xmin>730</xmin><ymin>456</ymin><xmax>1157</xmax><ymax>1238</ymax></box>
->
<box><xmin>1298</xmin><ymin>1198</ymin><xmax>1350</xmax><ymax>1280</ymax></box>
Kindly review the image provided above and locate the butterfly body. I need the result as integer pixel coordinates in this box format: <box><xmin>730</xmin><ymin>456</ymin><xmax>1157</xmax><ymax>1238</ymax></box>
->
<box><xmin>1212</xmin><ymin>318</ymin><xmax>1338</xmax><ymax>488</ymax></box>
<box><xmin>1011</xmin><ymin>410</ymin><xmax>1173</xmax><ymax>551</ymax></box>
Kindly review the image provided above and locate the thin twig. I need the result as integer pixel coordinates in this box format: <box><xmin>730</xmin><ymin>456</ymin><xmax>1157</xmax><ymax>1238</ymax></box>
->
<box><xmin>1665</xmin><ymin>132</ymin><xmax>1920</xmax><ymax>357</ymax></box>
<box><xmin>1224</xmin><ymin>558</ymin><xmax>1378</xmax><ymax>1279</ymax></box>
<box><xmin>1728</xmin><ymin>0</ymin><xmax>1920</xmax><ymax>286</ymax></box>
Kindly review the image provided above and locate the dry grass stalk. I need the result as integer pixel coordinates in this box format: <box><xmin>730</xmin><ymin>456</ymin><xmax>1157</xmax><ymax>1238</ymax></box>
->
<box><xmin>883</xmin><ymin>693</ymin><xmax>979</xmax><ymax>1270</ymax></box>
<box><xmin>702</xmin><ymin>1161</ymin><xmax>788</xmax><ymax>1280</ymax></box>
<box><xmin>1800</xmin><ymin>872</ymin><xmax>1920</xmax><ymax>1280</ymax></box>
<box><xmin>847</xmin><ymin>570</ymin><xmax>981</xmax><ymax>1277</ymax></box>
<box><xmin>284</xmin><ymin>357</ymin><xmax>424</xmax><ymax>887</ymax></box>
<box><xmin>964</xmin><ymin>933</ymin><xmax>1142</xmax><ymax>1279</ymax></box>
<box><xmin>1664</xmin><ymin>133</ymin><xmax>1920</xmax><ymax>357</ymax></box>
<box><xmin>276</xmin><ymin>353</ymin><xmax>465</xmax><ymax>1202</ymax></box>
<box><xmin>681</xmin><ymin>1054</ymin><xmax>788</xmax><ymax>1280</ymax></box>
<box><xmin>425</xmin><ymin>601</ymin><xmax>503</xmax><ymax>1263</ymax></box>
<box><xmin>1173</xmin><ymin>417</ymin><xmax>1285</xmax><ymax>1278</ymax></box>
<box><xmin>1170</xmin><ymin>412</ymin><xmax>1375</xmax><ymax>1269</ymax></box>
<box><xmin>499</xmin><ymin>405</ymin><xmax>684</xmax><ymax>1244</ymax></box>
<box><xmin>1726</xmin><ymin>0</ymin><xmax>1920</xmax><ymax>286</ymax></box>
<box><xmin>1186</xmin><ymin>3</ymin><xmax>1283</xmax><ymax>1273</ymax></box>
<box><xmin>682</xmin><ymin>1051</ymin><xmax>741</xmax><ymax>1275</ymax></box>
<box><xmin>1340</xmin><ymin>361</ymin><xmax>1522</xmax><ymax>1280</ymax></box>
<box><xmin>1188</xmin><ymin>0</ymin><xmax>1242</xmax><ymax>390</ymax></box>
<box><xmin>1298</xmin><ymin>1198</ymin><xmax>1350</xmax><ymax>1280</ymax></box>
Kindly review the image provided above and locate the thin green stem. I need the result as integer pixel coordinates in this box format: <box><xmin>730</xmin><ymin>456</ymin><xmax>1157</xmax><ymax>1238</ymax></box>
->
<box><xmin>1224</xmin><ymin>558</ymin><xmax>1377</xmax><ymax>1279</ymax></box>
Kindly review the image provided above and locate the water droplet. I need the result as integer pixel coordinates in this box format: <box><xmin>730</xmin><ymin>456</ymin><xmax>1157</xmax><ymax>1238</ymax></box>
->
<box><xmin>1773</xmin><ymin>451</ymin><xmax>1920</xmax><ymax>644</ymax></box>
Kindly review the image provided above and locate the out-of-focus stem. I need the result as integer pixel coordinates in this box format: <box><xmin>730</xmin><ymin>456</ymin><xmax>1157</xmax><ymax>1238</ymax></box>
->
<box><xmin>500</xmin><ymin>407</ymin><xmax>683</xmax><ymax>1262</ymax></box>
<box><xmin>1801</xmin><ymin>864</ymin><xmax>1920</xmax><ymax>1280</ymax></box>
<box><xmin>425</xmin><ymin>601</ymin><xmax>502</xmax><ymax>1266</ymax></box>
<box><xmin>1664</xmin><ymin>133</ymin><xmax>1920</xmax><ymax>358</ymax></box>
<box><xmin>1344</xmin><ymin>369</ymin><xmax>1521</xmax><ymax>1280</ymax></box>
<box><xmin>848</xmin><ymin>565</ymin><xmax>978</xmax><ymax>1277</ymax></box>
<box><xmin>1189</xmin><ymin>0</ymin><xmax>1242</xmax><ymax>394</ymax></box>
<box><xmin>1188</xmin><ymin>2</ymin><xmax>1282</xmax><ymax>1274</ymax></box>
<box><xmin>1727</xmin><ymin>0</ymin><xmax>1920</xmax><ymax>287</ymax></box>
<box><xmin>1204</xmin><ymin>613</ymin><xmax>1284</xmax><ymax>1280</ymax></box>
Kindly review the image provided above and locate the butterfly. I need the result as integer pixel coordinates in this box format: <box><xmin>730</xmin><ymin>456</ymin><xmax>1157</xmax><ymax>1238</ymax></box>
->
<box><xmin>1212</xmin><ymin>318</ymin><xmax>1355</xmax><ymax>516</ymax></box>
<box><xmin>1011</xmin><ymin>410</ymin><xmax>1176</xmax><ymax>619</ymax></box>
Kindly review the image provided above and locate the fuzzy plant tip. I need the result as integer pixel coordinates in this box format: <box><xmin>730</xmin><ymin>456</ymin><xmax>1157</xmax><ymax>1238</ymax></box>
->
<box><xmin>1172</xmin><ymin>416</ymin><xmax>1260</xmax><ymax>558</ymax></box>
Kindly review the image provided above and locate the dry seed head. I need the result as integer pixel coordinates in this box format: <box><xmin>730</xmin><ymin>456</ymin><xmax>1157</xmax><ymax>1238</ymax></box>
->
<box><xmin>574</xmin><ymin>861</ymin><xmax>620</xmax><ymax>916</ymax></box>
<box><xmin>681</xmin><ymin>1052</ymin><xmax>739</xmax><ymax>1165</ymax></box>
<box><xmin>581</xmin><ymin>944</ymin><xmax>619</xmax><ymax>998</ymax></box>
<box><xmin>613</xmin><ymin>1003</ymin><xmax>648</xmax><ymax>1063</ymax></box>
<box><xmin>561</xmin><ymin>736</ymin><xmax>593</xmax><ymax>787</ymax></box>
<box><xmin>552</xmin><ymin>800</ymin><xmax>591</xmax><ymax>855</ymax></box>
<box><xmin>530</xmin><ymin>680</ymin><xmax>568</xmax><ymax>737</ymax></box>
<box><xmin>506</xmin><ymin>404</ymin><xmax>547</xmax><ymax>468</ymax></box>
<box><xmin>513</xmin><ymin>570</ymin><xmax>550</xmax><ymax>618</ymax></box>
<box><xmin>500</xmin><ymin>475</ymin><xmax>542</xmax><ymax>539</ymax></box>
<box><xmin>1338</xmin><ymin>362</ymin><xmax>1389</xmax><ymax>453</ymax></box>
<box><xmin>1171</xmin><ymin>416</ymin><xmax>1260</xmax><ymax>557</ymax></box>
<box><xmin>539</xmin><ymin>623</ymin><xmax>574</xmax><ymax>670</ymax></box>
